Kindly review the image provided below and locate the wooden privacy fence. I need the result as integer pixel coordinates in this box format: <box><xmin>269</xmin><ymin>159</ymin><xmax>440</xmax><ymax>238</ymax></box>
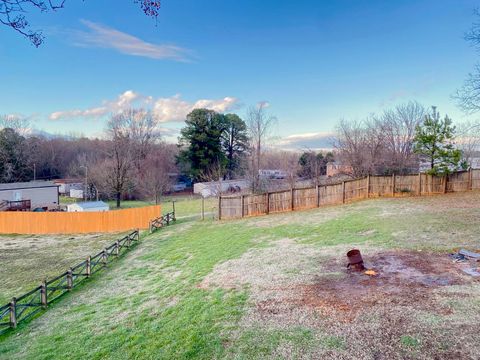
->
<box><xmin>0</xmin><ymin>205</ymin><xmax>161</xmax><ymax>234</ymax></box>
<box><xmin>219</xmin><ymin>169</ymin><xmax>480</xmax><ymax>220</ymax></box>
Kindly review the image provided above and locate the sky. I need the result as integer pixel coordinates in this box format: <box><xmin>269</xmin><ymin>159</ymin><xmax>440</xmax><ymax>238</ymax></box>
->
<box><xmin>1</xmin><ymin>0</ymin><xmax>479</xmax><ymax>149</ymax></box>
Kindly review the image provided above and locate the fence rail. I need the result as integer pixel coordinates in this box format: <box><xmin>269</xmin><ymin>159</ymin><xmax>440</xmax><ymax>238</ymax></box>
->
<box><xmin>0</xmin><ymin>206</ymin><xmax>175</xmax><ymax>334</ymax></box>
<box><xmin>149</xmin><ymin>211</ymin><xmax>176</xmax><ymax>233</ymax></box>
<box><xmin>219</xmin><ymin>169</ymin><xmax>480</xmax><ymax>220</ymax></box>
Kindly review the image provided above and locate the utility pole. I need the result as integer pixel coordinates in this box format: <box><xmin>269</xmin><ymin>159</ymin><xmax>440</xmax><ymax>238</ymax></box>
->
<box><xmin>33</xmin><ymin>163</ymin><xmax>36</xmax><ymax>181</ymax></box>
<box><xmin>80</xmin><ymin>166</ymin><xmax>88</xmax><ymax>201</ymax></box>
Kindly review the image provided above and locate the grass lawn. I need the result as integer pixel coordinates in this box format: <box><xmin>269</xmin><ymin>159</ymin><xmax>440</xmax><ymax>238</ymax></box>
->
<box><xmin>105</xmin><ymin>195</ymin><xmax>217</xmax><ymax>219</ymax></box>
<box><xmin>1</xmin><ymin>192</ymin><xmax>480</xmax><ymax>359</ymax></box>
<box><xmin>0</xmin><ymin>232</ymin><xmax>127</xmax><ymax>305</ymax></box>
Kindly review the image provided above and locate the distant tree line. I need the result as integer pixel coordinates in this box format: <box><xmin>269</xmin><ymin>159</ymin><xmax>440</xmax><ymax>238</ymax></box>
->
<box><xmin>334</xmin><ymin>102</ymin><xmax>472</xmax><ymax>177</ymax></box>
<box><xmin>0</xmin><ymin>111</ymin><xmax>176</xmax><ymax>208</ymax></box>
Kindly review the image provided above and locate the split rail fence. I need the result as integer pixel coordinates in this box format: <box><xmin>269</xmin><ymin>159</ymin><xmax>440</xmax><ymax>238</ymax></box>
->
<box><xmin>0</xmin><ymin>208</ymin><xmax>176</xmax><ymax>334</ymax></box>
<box><xmin>219</xmin><ymin>169</ymin><xmax>480</xmax><ymax>220</ymax></box>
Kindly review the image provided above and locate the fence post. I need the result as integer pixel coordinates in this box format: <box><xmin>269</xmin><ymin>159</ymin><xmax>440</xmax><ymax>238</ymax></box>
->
<box><xmin>418</xmin><ymin>173</ymin><xmax>422</xmax><ymax>196</ymax></box>
<box><xmin>241</xmin><ymin>195</ymin><xmax>245</xmax><ymax>218</ymax></box>
<box><xmin>366</xmin><ymin>175</ymin><xmax>370</xmax><ymax>198</ymax></box>
<box><xmin>66</xmin><ymin>268</ymin><xmax>73</xmax><ymax>291</ymax></box>
<box><xmin>218</xmin><ymin>196</ymin><xmax>222</xmax><ymax>220</ymax></box>
<box><xmin>135</xmin><ymin>229</ymin><xmax>139</xmax><ymax>241</ymax></box>
<box><xmin>40</xmin><ymin>280</ymin><xmax>47</xmax><ymax>309</ymax></box>
<box><xmin>102</xmin><ymin>249</ymin><xmax>108</xmax><ymax>266</ymax></box>
<box><xmin>316</xmin><ymin>185</ymin><xmax>320</xmax><ymax>207</ymax></box>
<box><xmin>166</xmin><ymin>213</ymin><xmax>170</xmax><ymax>226</ymax></box>
<box><xmin>114</xmin><ymin>240</ymin><xmax>120</xmax><ymax>256</ymax></box>
<box><xmin>342</xmin><ymin>181</ymin><xmax>346</xmax><ymax>204</ymax></box>
<box><xmin>392</xmin><ymin>174</ymin><xmax>396</xmax><ymax>197</ymax></box>
<box><xmin>291</xmin><ymin>188</ymin><xmax>294</xmax><ymax>211</ymax></box>
<box><xmin>9</xmin><ymin>298</ymin><xmax>17</xmax><ymax>329</ymax></box>
<box><xmin>443</xmin><ymin>175</ymin><xmax>448</xmax><ymax>194</ymax></box>
<box><xmin>172</xmin><ymin>201</ymin><xmax>176</xmax><ymax>221</ymax></box>
<box><xmin>265</xmin><ymin>192</ymin><xmax>270</xmax><ymax>215</ymax></box>
<box><xmin>468</xmin><ymin>168</ymin><xmax>473</xmax><ymax>190</ymax></box>
<box><xmin>86</xmin><ymin>256</ymin><xmax>91</xmax><ymax>277</ymax></box>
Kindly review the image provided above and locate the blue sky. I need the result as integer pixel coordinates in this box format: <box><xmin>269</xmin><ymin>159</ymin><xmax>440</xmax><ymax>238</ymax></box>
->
<box><xmin>0</xmin><ymin>0</ymin><xmax>479</xmax><ymax>148</ymax></box>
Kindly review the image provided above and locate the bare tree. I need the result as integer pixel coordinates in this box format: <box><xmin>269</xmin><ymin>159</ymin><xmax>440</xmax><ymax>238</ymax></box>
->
<box><xmin>120</xmin><ymin>108</ymin><xmax>160</xmax><ymax>172</ymax></box>
<box><xmin>377</xmin><ymin>101</ymin><xmax>426</xmax><ymax>173</ymax></box>
<box><xmin>279</xmin><ymin>151</ymin><xmax>300</xmax><ymax>189</ymax></box>
<box><xmin>138</xmin><ymin>145</ymin><xmax>175</xmax><ymax>204</ymax></box>
<box><xmin>334</xmin><ymin>102</ymin><xmax>426</xmax><ymax>176</ymax></box>
<box><xmin>0</xmin><ymin>0</ymin><xmax>161</xmax><ymax>47</ymax></box>
<box><xmin>0</xmin><ymin>114</ymin><xmax>30</xmax><ymax>136</ymax></box>
<box><xmin>246</xmin><ymin>103</ymin><xmax>276</xmax><ymax>192</ymax></box>
<box><xmin>456</xmin><ymin>9</ymin><xmax>480</xmax><ymax>114</ymax></box>
<box><xmin>334</xmin><ymin>119</ymin><xmax>372</xmax><ymax>177</ymax></box>
<box><xmin>456</xmin><ymin>119</ymin><xmax>480</xmax><ymax>167</ymax></box>
<box><xmin>100</xmin><ymin>111</ymin><xmax>135</xmax><ymax>208</ymax></box>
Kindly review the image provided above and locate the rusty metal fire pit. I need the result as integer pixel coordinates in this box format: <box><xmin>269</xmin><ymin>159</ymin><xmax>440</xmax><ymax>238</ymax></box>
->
<box><xmin>347</xmin><ymin>249</ymin><xmax>365</xmax><ymax>271</ymax></box>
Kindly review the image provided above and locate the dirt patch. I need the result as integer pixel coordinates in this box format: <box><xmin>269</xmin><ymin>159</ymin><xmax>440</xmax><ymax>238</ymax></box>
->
<box><xmin>292</xmin><ymin>252</ymin><xmax>465</xmax><ymax>320</ymax></box>
<box><xmin>202</xmin><ymin>242</ymin><xmax>480</xmax><ymax>358</ymax></box>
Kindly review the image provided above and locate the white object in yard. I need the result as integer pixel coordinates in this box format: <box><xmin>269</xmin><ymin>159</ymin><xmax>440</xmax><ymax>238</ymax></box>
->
<box><xmin>193</xmin><ymin>179</ymin><xmax>249</xmax><ymax>198</ymax></box>
<box><xmin>67</xmin><ymin>201</ymin><xmax>109</xmax><ymax>212</ymax></box>
<box><xmin>69</xmin><ymin>189</ymin><xmax>84</xmax><ymax>199</ymax></box>
<box><xmin>172</xmin><ymin>182</ymin><xmax>187</xmax><ymax>192</ymax></box>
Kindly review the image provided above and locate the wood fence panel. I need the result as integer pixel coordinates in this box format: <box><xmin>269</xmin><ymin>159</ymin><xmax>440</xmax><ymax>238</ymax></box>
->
<box><xmin>394</xmin><ymin>175</ymin><xmax>418</xmax><ymax>196</ymax></box>
<box><xmin>220</xmin><ymin>196</ymin><xmax>242</xmax><ymax>219</ymax></box>
<box><xmin>269</xmin><ymin>190</ymin><xmax>292</xmax><ymax>213</ymax></box>
<box><xmin>244</xmin><ymin>194</ymin><xmax>267</xmax><ymax>217</ymax></box>
<box><xmin>369</xmin><ymin>176</ymin><xmax>393</xmax><ymax>197</ymax></box>
<box><xmin>319</xmin><ymin>183</ymin><xmax>343</xmax><ymax>206</ymax></box>
<box><xmin>472</xmin><ymin>169</ymin><xmax>480</xmax><ymax>190</ymax></box>
<box><xmin>0</xmin><ymin>206</ymin><xmax>161</xmax><ymax>234</ymax></box>
<box><xmin>420</xmin><ymin>174</ymin><xmax>444</xmax><ymax>194</ymax></box>
<box><xmin>294</xmin><ymin>187</ymin><xmax>317</xmax><ymax>210</ymax></box>
<box><xmin>344</xmin><ymin>178</ymin><xmax>367</xmax><ymax>202</ymax></box>
<box><xmin>447</xmin><ymin>171</ymin><xmax>470</xmax><ymax>192</ymax></box>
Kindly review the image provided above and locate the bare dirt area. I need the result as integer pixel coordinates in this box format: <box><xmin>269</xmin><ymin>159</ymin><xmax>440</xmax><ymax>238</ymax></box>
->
<box><xmin>201</xmin><ymin>239</ymin><xmax>480</xmax><ymax>359</ymax></box>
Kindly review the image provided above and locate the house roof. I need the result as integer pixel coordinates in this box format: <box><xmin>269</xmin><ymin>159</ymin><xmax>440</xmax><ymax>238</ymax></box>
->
<box><xmin>0</xmin><ymin>181</ymin><xmax>59</xmax><ymax>191</ymax></box>
<box><xmin>53</xmin><ymin>179</ymin><xmax>83</xmax><ymax>184</ymax></box>
<box><xmin>70</xmin><ymin>201</ymin><xmax>109</xmax><ymax>209</ymax></box>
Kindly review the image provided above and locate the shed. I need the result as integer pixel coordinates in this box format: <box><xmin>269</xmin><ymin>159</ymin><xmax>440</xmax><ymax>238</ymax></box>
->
<box><xmin>53</xmin><ymin>179</ymin><xmax>83</xmax><ymax>195</ymax></box>
<box><xmin>67</xmin><ymin>201</ymin><xmax>110</xmax><ymax>212</ymax></box>
<box><xmin>0</xmin><ymin>181</ymin><xmax>59</xmax><ymax>211</ymax></box>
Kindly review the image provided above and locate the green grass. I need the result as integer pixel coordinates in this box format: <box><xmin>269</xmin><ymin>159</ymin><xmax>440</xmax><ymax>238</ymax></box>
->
<box><xmin>0</xmin><ymin>232</ymin><xmax>125</xmax><ymax>304</ymax></box>
<box><xmin>1</xmin><ymin>192</ymin><xmax>480</xmax><ymax>359</ymax></box>
<box><xmin>105</xmin><ymin>195</ymin><xmax>217</xmax><ymax>220</ymax></box>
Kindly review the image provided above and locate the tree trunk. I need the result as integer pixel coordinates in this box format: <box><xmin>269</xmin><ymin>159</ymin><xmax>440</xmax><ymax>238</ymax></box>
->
<box><xmin>116</xmin><ymin>192</ymin><xmax>121</xmax><ymax>208</ymax></box>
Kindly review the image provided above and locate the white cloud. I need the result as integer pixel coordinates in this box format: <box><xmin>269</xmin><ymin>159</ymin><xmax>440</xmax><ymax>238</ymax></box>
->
<box><xmin>49</xmin><ymin>91</ymin><xmax>240</xmax><ymax>123</ymax></box>
<box><xmin>276</xmin><ymin>132</ymin><xmax>335</xmax><ymax>150</ymax></box>
<box><xmin>50</xmin><ymin>90</ymin><xmax>141</xmax><ymax>120</ymax></box>
<box><xmin>74</xmin><ymin>20</ymin><xmax>193</xmax><ymax>62</ymax></box>
<box><xmin>153</xmin><ymin>95</ymin><xmax>238</xmax><ymax>122</ymax></box>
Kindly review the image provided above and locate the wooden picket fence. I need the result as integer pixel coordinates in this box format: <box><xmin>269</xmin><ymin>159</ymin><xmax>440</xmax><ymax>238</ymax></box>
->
<box><xmin>0</xmin><ymin>208</ymin><xmax>176</xmax><ymax>334</ymax></box>
<box><xmin>219</xmin><ymin>169</ymin><xmax>480</xmax><ymax>220</ymax></box>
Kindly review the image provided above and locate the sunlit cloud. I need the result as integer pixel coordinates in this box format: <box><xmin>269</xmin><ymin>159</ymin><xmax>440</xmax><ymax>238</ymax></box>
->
<box><xmin>73</xmin><ymin>20</ymin><xmax>194</xmax><ymax>62</ymax></box>
<box><xmin>49</xmin><ymin>91</ymin><xmax>240</xmax><ymax>123</ymax></box>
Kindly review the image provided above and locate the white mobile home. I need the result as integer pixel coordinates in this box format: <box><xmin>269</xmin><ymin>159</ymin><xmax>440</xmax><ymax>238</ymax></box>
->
<box><xmin>0</xmin><ymin>181</ymin><xmax>59</xmax><ymax>211</ymax></box>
